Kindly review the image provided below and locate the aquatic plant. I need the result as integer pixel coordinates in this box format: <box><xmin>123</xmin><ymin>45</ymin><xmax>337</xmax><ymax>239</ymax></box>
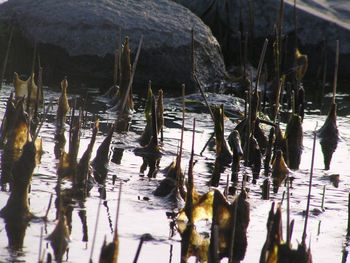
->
<box><xmin>109</xmin><ymin>37</ymin><xmax>133</xmax><ymax>113</ymax></box>
<box><xmin>57</xmin><ymin>113</ymin><xmax>81</xmax><ymax>180</ymax></box>
<box><xmin>227</xmin><ymin>130</ymin><xmax>243</xmax><ymax>182</ymax></box>
<box><xmin>138</xmin><ymin>84</ymin><xmax>164</xmax><ymax>147</ymax></box>
<box><xmin>0</xmin><ymin>92</ymin><xmax>15</xmax><ymax>146</ymax></box>
<box><xmin>75</xmin><ymin>119</ymin><xmax>99</xmax><ymax>196</ymax></box>
<box><xmin>56</xmin><ymin>77</ymin><xmax>69</xmax><ymax>128</ymax></box>
<box><xmin>13</xmin><ymin>72</ymin><xmax>42</xmax><ymax>108</ymax></box>
<box><xmin>254</xmin><ymin>119</ymin><xmax>268</xmax><ymax>154</ymax></box>
<box><xmin>113</xmin><ymin>36</ymin><xmax>143</xmax><ymax>133</ymax></box>
<box><xmin>273</xmin><ymin>125</ymin><xmax>288</xmax><ymax>166</ymax></box>
<box><xmin>92</xmin><ymin>123</ymin><xmax>115</xmax><ymax>184</ymax></box>
<box><xmin>154</xmin><ymin>160</ymin><xmax>183</xmax><ymax>197</ymax></box>
<box><xmin>46</xmin><ymin>212</ymin><xmax>70</xmax><ymax>263</ymax></box>
<box><xmin>260</xmin><ymin>202</ymin><xmax>312</xmax><ymax>263</ymax></box>
<box><xmin>209</xmin><ymin>189</ymin><xmax>250</xmax><ymax>262</ymax></box>
<box><xmin>248</xmin><ymin>134</ymin><xmax>262</xmax><ymax>182</ymax></box>
<box><xmin>0</xmin><ymin>139</ymin><xmax>36</xmax><ymax>221</ymax></box>
<box><xmin>134</xmin><ymin>95</ymin><xmax>162</xmax><ymax>178</ymax></box>
<box><xmin>0</xmin><ymin>134</ymin><xmax>37</xmax><ymax>249</ymax></box>
<box><xmin>317</xmin><ymin>40</ymin><xmax>339</xmax><ymax>170</ymax></box>
<box><xmin>271</xmin><ymin>149</ymin><xmax>289</xmax><ymax>193</ymax></box>
<box><xmin>264</xmin><ymin>127</ymin><xmax>275</xmax><ymax>176</ymax></box>
<box><xmin>285</xmin><ymin>113</ymin><xmax>303</xmax><ymax>170</ymax></box>
<box><xmin>295</xmin><ymin>48</ymin><xmax>308</xmax><ymax>83</ymax></box>
<box><xmin>1</xmin><ymin>98</ymin><xmax>28</xmax><ymax>188</ymax></box>
<box><xmin>317</xmin><ymin>102</ymin><xmax>338</xmax><ymax>170</ymax></box>
<box><xmin>211</xmin><ymin>104</ymin><xmax>232</xmax><ymax>187</ymax></box>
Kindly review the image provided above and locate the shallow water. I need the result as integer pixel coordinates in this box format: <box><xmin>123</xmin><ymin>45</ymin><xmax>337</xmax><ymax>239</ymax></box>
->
<box><xmin>0</xmin><ymin>83</ymin><xmax>349</xmax><ymax>263</ymax></box>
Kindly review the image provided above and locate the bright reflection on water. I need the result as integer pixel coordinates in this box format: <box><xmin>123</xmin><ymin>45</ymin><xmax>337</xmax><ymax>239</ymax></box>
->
<box><xmin>0</xmin><ymin>83</ymin><xmax>349</xmax><ymax>263</ymax></box>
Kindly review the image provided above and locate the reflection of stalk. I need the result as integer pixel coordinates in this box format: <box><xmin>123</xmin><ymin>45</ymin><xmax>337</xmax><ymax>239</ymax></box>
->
<box><xmin>99</xmin><ymin>182</ymin><xmax>122</xmax><ymax>262</ymax></box>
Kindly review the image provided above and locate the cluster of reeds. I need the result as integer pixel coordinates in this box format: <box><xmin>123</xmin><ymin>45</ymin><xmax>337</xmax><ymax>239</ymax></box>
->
<box><xmin>0</xmin><ymin>49</ymin><xmax>44</xmax><ymax>250</ymax></box>
<box><xmin>0</xmin><ymin>1</ymin><xmax>343</xmax><ymax>261</ymax></box>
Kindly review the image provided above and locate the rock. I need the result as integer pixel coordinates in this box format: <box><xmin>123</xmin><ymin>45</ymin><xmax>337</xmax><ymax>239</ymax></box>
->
<box><xmin>0</xmin><ymin>0</ymin><xmax>227</xmax><ymax>93</ymax></box>
<box><xmin>173</xmin><ymin>0</ymin><xmax>350</xmax><ymax>83</ymax></box>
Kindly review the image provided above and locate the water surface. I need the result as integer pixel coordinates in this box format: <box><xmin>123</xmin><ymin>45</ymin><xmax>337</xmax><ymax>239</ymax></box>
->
<box><xmin>0</xmin><ymin>84</ymin><xmax>349</xmax><ymax>263</ymax></box>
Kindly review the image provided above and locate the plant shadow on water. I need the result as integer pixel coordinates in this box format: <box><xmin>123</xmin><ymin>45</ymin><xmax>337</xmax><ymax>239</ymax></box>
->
<box><xmin>0</xmin><ymin>83</ymin><xmax>349</xmax><ymax>263</ymax></box>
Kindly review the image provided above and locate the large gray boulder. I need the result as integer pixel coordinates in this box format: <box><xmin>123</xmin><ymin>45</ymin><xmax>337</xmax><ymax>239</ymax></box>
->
<box><xmin>173</xmin><ymin>0</ymin><xmax>350</xmax><ymax>82</ymax></box>
<box><xmin>0</xmin><ymin>0</ymin><xmax>227</xmax><ymax>93</ymax></box>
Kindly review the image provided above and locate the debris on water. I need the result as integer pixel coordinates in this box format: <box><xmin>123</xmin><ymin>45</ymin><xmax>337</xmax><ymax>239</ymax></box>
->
<box><xmin>329</xmin><ymin>174</ymin><xmax>340</xmax><ymax>188</ymax></box>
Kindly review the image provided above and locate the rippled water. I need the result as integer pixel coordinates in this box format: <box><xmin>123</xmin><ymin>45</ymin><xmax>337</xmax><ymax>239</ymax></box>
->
<box><xmin>0</xmin><ymin>83</ymin><xmax>349</xmax><ymax>263</ymax></box>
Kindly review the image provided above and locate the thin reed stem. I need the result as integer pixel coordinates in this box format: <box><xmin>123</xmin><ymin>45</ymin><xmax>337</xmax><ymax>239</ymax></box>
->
<box><xmin>89</xmin><ymin>198</ymin><xmax>102</xmax><ymax>262</ymax></box>
<box><xmin>302</xmin><ymin>123</ymin><xmax>318</xmax><ymax>245</ymax></box>
<box><xmin>332</xmin><ymin>40</ymin><xmax>339</xmax><ymax>104</ymax></box>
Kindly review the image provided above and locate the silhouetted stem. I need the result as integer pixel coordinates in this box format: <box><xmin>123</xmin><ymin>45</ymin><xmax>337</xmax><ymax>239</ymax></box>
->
<box><xmin>89</xmin><ymin>198</ymin><xmax>102</xmax><ymax>262</ymax></box>
<box><xmin>114</xmin><ymin>182</ymin><xmax>122</xmax><ymax>242</ymax></box>
<box><xmin>191</xmin><ymin>28</ymin><xmax>214</xmax><ymax>121</ymax></box>
<box><xmin>347</xmin><ymin>192</ymin><xmax>350</xmax><ymax>237</ymax></box>
<box><xmin>255</xmin><ymin>39</ymin><xmax>268</xmax><ymax>90</ymax></box>
<box><xmin>200</xmin><ymin>132</ymin><xmax>214</xmax><ymax>156</ymax></box>
<box><xmin>321</xmin><ymin>185</ymin><xmax>326</xmax><ymax>211</ymax></box>
<box><xmin>286</xmin><ymin>172</ymin><xmax>290</xmax><ymax>246</ymax></box>
<box><xmin>332</xmin><ymin>40</ymin><xmax>339</xmax><ymax>104</ymax></box>
<box><xmin>302</xmin><ymin>124</ymin><xmax>317</xmax><ymax>245</ymax></box>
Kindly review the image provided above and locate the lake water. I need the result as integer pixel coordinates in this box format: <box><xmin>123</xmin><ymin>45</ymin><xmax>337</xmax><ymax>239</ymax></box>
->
<box><xmin>0</xmin><ymin>82</ymin><xmax>349</xmax><ymax>262</ymax></box>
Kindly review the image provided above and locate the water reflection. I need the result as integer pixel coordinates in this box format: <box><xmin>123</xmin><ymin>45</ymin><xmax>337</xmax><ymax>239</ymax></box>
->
<box><xmin>4</xmin><ymin>217</ymin><xmax>29</xmax><ymax>250</ymax></box>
